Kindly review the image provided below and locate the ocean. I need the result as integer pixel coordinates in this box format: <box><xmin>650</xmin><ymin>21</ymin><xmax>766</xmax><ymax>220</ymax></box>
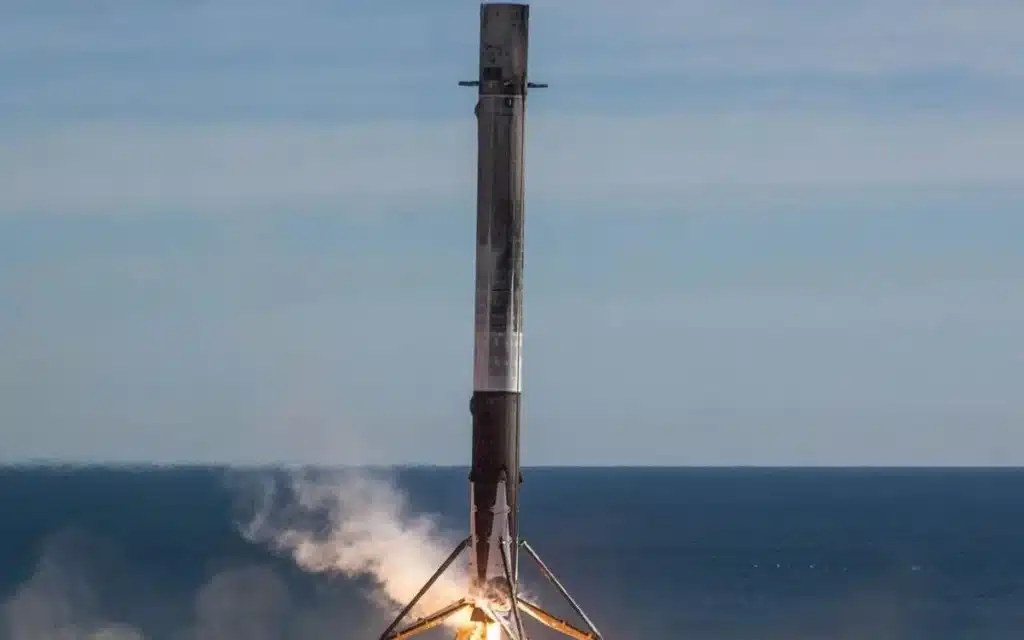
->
<box><xmin>1</xmin><ymin>466</ymin><xmax>1022</xmax><ymax>639</ymax></box>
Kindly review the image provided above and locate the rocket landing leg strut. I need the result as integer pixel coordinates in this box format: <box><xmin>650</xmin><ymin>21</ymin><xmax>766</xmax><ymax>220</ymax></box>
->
<box><xmin>378</xmin><ymin>531</ymin><xmax>602</xmax><ymax>640</ymax></box>
<box><xmin>378</xmin><ymin>537</ymin><xmax>472</xmax><ymax>640</ymax></box>
<box><xmin>513</xmin><ymin>539</ymin><xmax>604</xmax><ymax>640</ymax></box>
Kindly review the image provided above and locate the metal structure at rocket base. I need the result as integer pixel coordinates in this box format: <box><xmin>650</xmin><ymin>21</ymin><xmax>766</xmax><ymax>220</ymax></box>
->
<box><xmin>377</xmin><ymin>4</ymin><xmax>602</xmax><ymax>640</ymax></box>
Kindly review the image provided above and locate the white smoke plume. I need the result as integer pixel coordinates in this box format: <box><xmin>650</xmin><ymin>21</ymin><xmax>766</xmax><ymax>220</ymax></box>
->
<box><xmin>0</xmin><ymin>526</ymin><xmax>373</xmax><ymax>640</ymax></box>
<box><xmin>189</xmin><ymin>566</ymin><xmax>291</xmax><ymax>640</ymax></box>
<box><xmin>1</xmin><ymin>470</ymin><xmax>493</xmax><ymax>638</ymax></box>
<box><xmin>1</xmin><ymin>529</ymin><xmax>145</xmax><ymax>640</ymax></box>
<box><xmin>237</xmin><ymin>468</ymin><xmax>473</xmax><ymax>630</ymax></box>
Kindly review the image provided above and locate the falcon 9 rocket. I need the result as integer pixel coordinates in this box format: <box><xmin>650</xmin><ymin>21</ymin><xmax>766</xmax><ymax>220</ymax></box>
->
<box><xmin>377</xmin><ymin>5</ymin><xmax>602</xmax><ymax>640</ymax></box>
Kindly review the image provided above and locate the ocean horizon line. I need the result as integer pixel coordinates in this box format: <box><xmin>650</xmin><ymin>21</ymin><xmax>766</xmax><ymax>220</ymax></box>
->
<box><xmin>3</xmin><ymin>461</ymin><xmax>1023</xmax><ymax>472</ymax></box>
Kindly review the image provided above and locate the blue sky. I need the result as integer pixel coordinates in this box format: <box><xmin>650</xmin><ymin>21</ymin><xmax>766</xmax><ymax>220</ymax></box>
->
<box><xmin>1</xmin><ymin>0</ymin><xmax>1022</xmax><ymax>465</ymax></box>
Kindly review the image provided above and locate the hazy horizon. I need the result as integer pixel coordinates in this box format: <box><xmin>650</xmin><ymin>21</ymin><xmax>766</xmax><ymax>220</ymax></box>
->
<box><xmin>5</xmin><ymin>462</ymin><xmax>1024</xmax><ymax>470</ymax></box>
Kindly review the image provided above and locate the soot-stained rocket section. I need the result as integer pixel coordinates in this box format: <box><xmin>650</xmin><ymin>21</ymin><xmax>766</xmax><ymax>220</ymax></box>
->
<box><xmin>468</xmin><ymin>2</ymin><xmax>529</xmax><ymax>603</ymax></box>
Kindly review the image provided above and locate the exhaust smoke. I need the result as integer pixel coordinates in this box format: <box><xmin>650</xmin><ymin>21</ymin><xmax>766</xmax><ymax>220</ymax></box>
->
<box><xmin>238</xmin><ymin>468</ymin><xmax>474</xmax><ymax>631</ymax></box>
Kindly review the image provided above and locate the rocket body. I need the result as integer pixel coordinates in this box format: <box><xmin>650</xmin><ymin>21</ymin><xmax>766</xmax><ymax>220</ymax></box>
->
<box><xmin>377</xmin><ymin>6</ymin><xmax>601</xmax><ymax>639</ymax></box>
<box><xmin>468</xmin><ymin>2</ymin><xmax>531</xmax><ymax>613</ymax></box>
<box><xmin>379</xmin><ymin>7</ymin><xmax>600</xmax><ymax>640</ymax></box>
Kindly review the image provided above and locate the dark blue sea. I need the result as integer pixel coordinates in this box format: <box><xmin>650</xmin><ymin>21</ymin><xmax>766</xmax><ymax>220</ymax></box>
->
<box><xmin>2</xmin><ymin>466</ymin><xmax>1023</xmax><ymax>639</ymax></box>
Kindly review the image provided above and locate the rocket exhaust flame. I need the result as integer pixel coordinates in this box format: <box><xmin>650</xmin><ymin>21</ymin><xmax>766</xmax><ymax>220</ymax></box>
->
<box><xmin>377</xmin><ymin>4</ymin><xmax>603</xmax><ymax>639</ymax></box>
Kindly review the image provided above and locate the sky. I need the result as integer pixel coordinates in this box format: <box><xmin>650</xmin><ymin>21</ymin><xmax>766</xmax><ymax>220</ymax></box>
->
<box><xmin>1</xmin><ymin>0</ymin><xmax>1022</xmax><ymax>466</ymax></box>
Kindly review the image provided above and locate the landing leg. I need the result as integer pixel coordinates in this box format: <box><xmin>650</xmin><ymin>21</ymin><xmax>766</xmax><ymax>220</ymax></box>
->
<box><xmin>499</xmin><ymin>538</ymin><xmax>527</xmax><ymax>639</ymax></box>
<box><xmin>517</xmin><ymin>599</ymin><xmax>596</xmax><ymax>640</ymax></box>
<box><xmin>378</xmin><ymin>537</ymin><xmax>470</xmax><ymax>640</ymax></box>
<box><xmin>517</xmin><ymin>539</ymin><xmax>603</xmax><ymax>639</ymax></box>
<box><xmin>388</xmin><ymin>599</ymin><xmax>473</xmax><ymax>640</ymax></box>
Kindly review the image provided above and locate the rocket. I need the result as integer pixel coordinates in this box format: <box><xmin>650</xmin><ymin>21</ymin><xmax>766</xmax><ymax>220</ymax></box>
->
<box><xmin>378</xmin><ymin>5</ymin><xmax>602</xmax><ymax>640</ymax></box>
<box><xmin>464</xmin><ymin>0</ymin><xmax>532</xmax><ymax>612</ymax></box>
